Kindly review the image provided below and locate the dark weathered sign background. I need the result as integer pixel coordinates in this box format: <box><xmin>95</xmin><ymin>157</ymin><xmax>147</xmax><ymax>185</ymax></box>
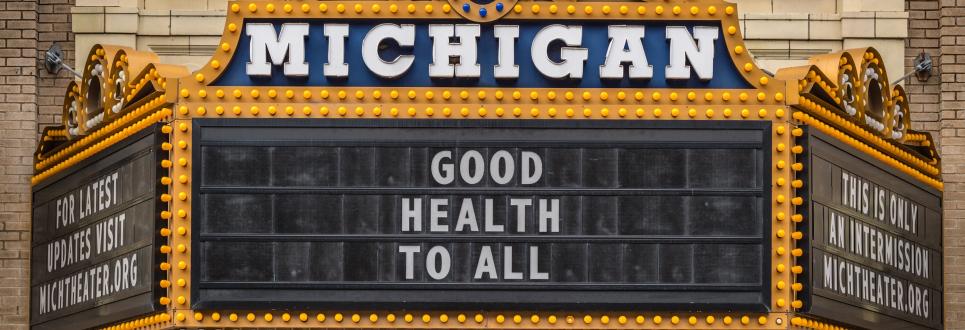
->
<box><xmin>804</xmin><ymin>129</ymin><xmax>943</xmax><ymax>330</ymax></box>
<box><xmin>191</xmin><ymin>119</ymin><xmax>771</xmax><ymax>311</ymax></box>
<box><xmin>30</xmin><ymin>126</ymin><xmax>164</xmax><ymax>330</ymax></box>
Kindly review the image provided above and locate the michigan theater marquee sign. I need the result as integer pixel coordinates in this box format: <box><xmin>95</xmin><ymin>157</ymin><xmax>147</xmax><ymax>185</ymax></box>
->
<box><xmin>31</xmin><ymin>0</ymin><xmax>944</xmax><ymax>329</ymax></box>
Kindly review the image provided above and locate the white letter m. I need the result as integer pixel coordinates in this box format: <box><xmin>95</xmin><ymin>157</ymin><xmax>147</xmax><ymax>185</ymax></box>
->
<box><xmin>246</xmin><ymin>23</ymin><xmax>310</xmax><ymax>77</ymax></box>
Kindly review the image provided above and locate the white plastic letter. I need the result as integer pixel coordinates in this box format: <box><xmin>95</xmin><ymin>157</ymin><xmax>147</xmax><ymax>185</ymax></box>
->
<box><xmin>401</xmin><ymin>198</ymin><xmax>422</xmax><ymax>232</ymax></box>
<box><xmin>489</xmin><ymin>150</ymin><xmax>514</xmax><ymax>185</ymax></box>
<box><xmin>426</xmin><ymin>246</ymin><xmax>451</xmax><ymax>280</ymax></box>
<box><xmin>460</xmin><ymin>150</ymin><xmax>485</xmax><ymax>185</ymax></box>
<box><xmin>531</xmin><ymin>25</ymin><xmax>588</xmax><ymax>79</ymax></box>
<box><xmin>430</xmin><ymin>199</ymin><xmax>449</xmax><ymax>232</ymax></box>
<box><xmin>474</xmin><ymin>246</ymin><xmax>497</xmax><ymax>279</ymax></box>
<box><xmin>323</xmin><ymin>24</ymin><xmax>349</xmax><ymax>78</ymax></box>
<box><xmin>529</xmin><ymin>246</ymin><xmax>548</xmax><ymax>280</ymax></box>
<box><xmin>428</xmin><ymin>24</ymin><xmax>481</xmax><ymax>78</ymax></box>
<box><xmin>510</xmin><ymin>199</ymin><xmax>532</xmax><ymax>233</ymax></box>
<box><xmin>504</xmin><ymin>246</ymin><xmax>523</xmax><ymax>279</ymax></box>
<box><xmin>538</xmin><ymin>199</ymin><xmax>560</xmax><ymax>233</ymax></box>
<box><xmin>493</xmin><ymin>25</ymin><xmax>520</xmax><ymax>79</ymax></box>
<box><xmin>455</xmin><ymin>198</ymin><xmax>480</xmax><ymax>232</ymax></box>
<box><xmin>521</xmin><ymin>151</ymin><xmax>543</xmax><ymax>184</ymax></box>
<box><xmin>431</xmin><ymin>151</ymin><xmax>455</xmax><ymax>185</ymax></box>
<box><xmin>246</xmin><ymin>23</ymin><xmax>309</xmax><ymax>77</ymax></box>
<box><xmin>665</xmin><ymin>26</ymin><xmax>718</xmax><ymax>80</ymax></box>
<box><xmin>600</xmin><ymin>25</ymin><xmax>653</xmax><ymax>79</ymax></box>
<box><xmin>399</xmin><ymin>245</ymin><xmax>421</xmax><ymax>280</ymax></box>
<box><xmin>484</xmin><ymin>199</ymin><xmax>502</xmax><ymax>232</ymax></box>
<box><xmin>362</xmin><ymin>24</ymin><xmax>415</xmax><ymax>78</ymax></box>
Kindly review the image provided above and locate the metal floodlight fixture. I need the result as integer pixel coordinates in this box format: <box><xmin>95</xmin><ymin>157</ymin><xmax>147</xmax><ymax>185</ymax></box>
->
<box><xmin>44</xmin><ymin>43</ymin><xmax>82</xmax><ymax>78</ymax></box>
<box><xmin>892</xmin><ymin>50</ymin><xmax>933</xmax><ymax>85</ymax></box>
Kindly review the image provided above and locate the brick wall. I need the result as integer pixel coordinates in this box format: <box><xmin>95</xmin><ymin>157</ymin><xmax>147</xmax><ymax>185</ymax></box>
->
<box><xmin>905</xmin><ymin>0</ymin><xmax>941</xmax><ymax>138</ymax></box>
<box><xmin>0</xmin><ymin>0</ymin><xmax>37</xmax><ymax>328</ymax></box>
<box><xmin>38</xmin><ymin>0</ymin><xmax>74</xmax><ymax>134</ymax></box>
<box><xmin>0</xmin><ymin>0</ymin><xmax>72</xmax><ymax>328</ymax></box>
<box><xmin>939</xmin><ymin>0</ymin><xmax>965</xmax><ymax>325</ymax></box>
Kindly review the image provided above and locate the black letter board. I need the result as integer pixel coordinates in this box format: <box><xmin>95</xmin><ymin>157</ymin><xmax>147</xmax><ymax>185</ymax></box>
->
<box><xmin>191</xmin><ymin>119</ymin><xmax>771</xmax><ymax>311</ymax></box>
<box><xmin>30</xmin><ymin>125</ymin><xmax>165</xmax><ymax>330</ymax></box>
<box><xmin>801</xmin><ymin>127</ymin><xmax>943</xmax><ymax>329</ymax></box>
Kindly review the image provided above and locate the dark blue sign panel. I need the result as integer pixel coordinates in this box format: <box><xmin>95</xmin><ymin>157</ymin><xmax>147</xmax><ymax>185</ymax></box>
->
<box><xmin>213</xmin><ymin>21</ymin><xmax>751</xmax><ymax>89</ymax></box>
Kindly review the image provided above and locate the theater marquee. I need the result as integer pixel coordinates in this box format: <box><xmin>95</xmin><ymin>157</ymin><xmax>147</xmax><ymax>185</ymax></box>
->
<box><xmin>32</xmin><ymin>0</ymin><xmax>943</xmax><ymax>329</ymax></box>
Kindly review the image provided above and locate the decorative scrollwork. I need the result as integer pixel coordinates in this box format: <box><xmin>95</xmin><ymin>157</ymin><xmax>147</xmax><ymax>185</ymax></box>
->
<box><xmin>106</xmin><ymin>49</ymin><xmax>161</xmax><ymax>124</ymax></box>
<box><xmin>79</xmin><ymin>45</ymin><xmax>114</xmax><ymax>134</ymax></box>
<box><xmin>889</xmin><ymin>85</ymin><xmax>911</xmax><ymax>142</ymax></box>
<box><xmin>792</xmin><ymin>47</ymin><xmax>926</xmax><ymax>146</ymax></box>
<box><xmin>836</xmin><ymin>54</ymin><xmax>860</xmax><ymax>118</ymax></box>
<box><xmin>856</xmin><ymin>48</ymin><xmax>890</xmax><ymax>134</ymax></box>
<box><xmin>36</xmin><ymin>43</ymin><xmax>185</xmax><ymax>166</ymax></box>
<box><xmin>778</xmin><ymin>46</ymin><xmax>941</xmax><ymax>182</ymax></box>
<box><xmin>62</xmin><ymin>81</ymin><xmax>82</xmax><ymax>138</ymax></box>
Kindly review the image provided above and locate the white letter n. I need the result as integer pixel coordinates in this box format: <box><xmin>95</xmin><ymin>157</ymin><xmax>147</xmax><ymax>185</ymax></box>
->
<box><xmin>665</xmin><ymin>26</ymin><xmax>718</xmax><ymax>81</ymax></box>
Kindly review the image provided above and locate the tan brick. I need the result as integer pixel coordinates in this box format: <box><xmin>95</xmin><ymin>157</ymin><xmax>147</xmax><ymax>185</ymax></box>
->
<box><xmin>205</xmin><ymin>0</ymin><xmax>225</xmax><ymax>10</ymax></box>
<box><xmin>70</xmin><ymin>7</ymin><xmax>104</xmax><ymax>33</ymax></box>
<box><xmin>772</xmin><ymin>0</ymin><xmax>837</xmax><ymax>14</ymax></box>
<box><xmin>790</xmin><ymin>40</ymin><xmax>843</xmax><ymax>54</ymax></box>
<box><xmin>742</xmin><ymin>13</ymin><xmax>810</xmax><ymax>40</ymax></box>
<box><xmin>135</xmin><ymin>35</ymin><xmax>188</xmax><ymax>52</ymax></box>
<box><xmin>75</xmin><ymin>0</ymin><xmax>119</xmax><ymax>6</ymax></box>
<box><xmin>137</xmin><ymin>11</ymin><xmax>170</xmax><ymax>35</ymax></box>
<box><xmin>734</xmin><ymin>0</ymin><xmax>772</xmax><ymax>14</ymax></box>
<box><xmin>809</xmin><ymin>15</ymin><xmax>843</xmax><ymax>40</ymax></box>
<box><xmin>169</xmin><ymin>14</ymin><xmax>226</xmax><ymax>36</ymax></box>
<box><xmin>842</xmin><ymin>13</ymin><xmax>876</xmax><ymax>38</ymax></box>
<box><xmin>104</xmin><ymin>7</ymin><xmax>137</xmax><ymax>33</ymax></box>
<box><xmin>876</xmin><ymin>12</ymin><xmax>909</xmax><ymax>38</ymax></box>
<box><xmin>143</xmin><ymin>0</ymin><xmax>206</xmax><ymax>10</ymax></box>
